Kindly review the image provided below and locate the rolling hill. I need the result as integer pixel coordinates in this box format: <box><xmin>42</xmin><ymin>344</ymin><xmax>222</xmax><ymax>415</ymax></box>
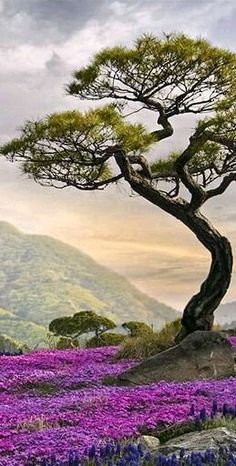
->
<box><xmin>0</xmin><ymin>308</ymin><xmax>48</xmax><ymax>347</ymax></box>
<box><xmin>0</xmin><ymin>222</ymin><xmax>179</xmax><ymax>346</ymax></box>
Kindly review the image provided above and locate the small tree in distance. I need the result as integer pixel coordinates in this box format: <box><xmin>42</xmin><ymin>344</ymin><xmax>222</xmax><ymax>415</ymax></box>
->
<box><xmin>2</xmin><ymin>33</ymin><xmax>236</xmax><ymax>342</ymax></box>
<box><xmin>49</xmin><ymin>310</ymin><xmax>116</xmax><ymax>342</ymax></box>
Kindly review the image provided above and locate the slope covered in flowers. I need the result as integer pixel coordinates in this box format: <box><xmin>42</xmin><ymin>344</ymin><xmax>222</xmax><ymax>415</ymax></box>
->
<box><xmin>0</xmin><ymin>345</ymin><xmax>236</xmax><ymax>465</ymax></box>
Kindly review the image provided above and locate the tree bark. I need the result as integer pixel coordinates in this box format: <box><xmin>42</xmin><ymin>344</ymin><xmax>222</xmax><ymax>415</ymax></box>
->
<box><xmin>174</xmin><ymin>211</ymin><xmax>233</xmax><ymax>342</ymax></box>
<box><xmin>114</xmin><ymin>155</ymin><xmax>233</xmax><ymax>342</ymax></box>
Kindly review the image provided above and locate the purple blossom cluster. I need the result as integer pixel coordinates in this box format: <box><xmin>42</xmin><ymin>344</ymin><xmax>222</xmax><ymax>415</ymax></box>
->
<box><xmin>228</xmin><ymin>337</ymin><xmax>236</xmax><ymax>351</ymax></box>
<box><xmin>0</xmin><ymin>345</ymin><xmax>236</xmax><ymax>465</ymax></box>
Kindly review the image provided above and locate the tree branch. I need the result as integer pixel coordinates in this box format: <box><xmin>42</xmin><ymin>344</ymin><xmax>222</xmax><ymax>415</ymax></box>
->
<box><xmin>174</xmin><ymin>133</ymin><xmax>208</xmax><ymax>210</ymax></box>
<box><xmin>206</xmin><ymin>173</ymin><xmax>236</xmax><ymax>199</ymax></box>
<box><xmin>128</xmin><ymin>154</ymin><xmax>153</xmax><ymax>179</ymax></box>
<box><xmin>140</xmin><ymin>97</ymin><xmax>174</xmax><ymax>141</ymax></box>
<box><xmin>204</xmin><ymin>130</ymin><xmax>236</xmax><ymax>152</ymax></box>
<box><xmin>114</xmin><ymin>148</ymin><xmax>189</xmax><ymax>216</ymax></box>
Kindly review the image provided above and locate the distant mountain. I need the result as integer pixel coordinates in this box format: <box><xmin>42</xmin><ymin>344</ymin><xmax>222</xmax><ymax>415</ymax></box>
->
<box><xmin>0</xmin><ymin>222</ymin><xmax>179</xmax><ymax>345</ymax></box>
<box><xmin>215</xmin><ymin>301</ymin><xmax>236</xmax><ymax>327</ymax></box>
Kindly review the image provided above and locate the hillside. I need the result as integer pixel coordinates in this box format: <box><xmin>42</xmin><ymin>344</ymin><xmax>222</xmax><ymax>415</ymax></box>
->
<box><xmin>0</xmin><ymin>308</ymin><xmax>47</xmax><ymax>347</ymax></box>
<box><xmin>0</xmin><ymin>222</ymin><xmax>179</xmax><ymax>345</ymax></box>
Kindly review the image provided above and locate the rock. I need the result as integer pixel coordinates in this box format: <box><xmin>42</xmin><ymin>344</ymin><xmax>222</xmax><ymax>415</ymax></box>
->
<box><xmin>139</xmin><ymin>435</ymin><xmax>160</xmax><ymax>453</ymax></box>
<box><xmin>157</xmin><ymin>427</ymin><xmax>236</xmax><ymax>456</ymax></box>
<box><xmin>116</xmin><ymin>331</ymin><xmax>234</xmax><ymax>385</ymax></box>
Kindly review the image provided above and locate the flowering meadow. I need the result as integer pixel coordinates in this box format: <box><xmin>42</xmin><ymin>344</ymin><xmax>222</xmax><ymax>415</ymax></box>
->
<box><xmin>0</xmin><ymin>340</ymin><xmax>236</xmax><ymax>465</ymax></box>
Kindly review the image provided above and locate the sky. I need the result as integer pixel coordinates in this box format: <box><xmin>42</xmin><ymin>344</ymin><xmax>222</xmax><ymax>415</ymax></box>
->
<box><xmin>0</xmin><ymin>0</ymin><xmax>236</xmax><ymax>310</ymax></box>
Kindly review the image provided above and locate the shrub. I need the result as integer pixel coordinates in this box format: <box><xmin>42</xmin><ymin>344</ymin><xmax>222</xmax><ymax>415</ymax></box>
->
<box><xmin>49</xmin><ymin>311</ymin><xmax>116</xmax><ymax>341</ymax></box>
<box><xmin>0</xmin><ymin>334</ymin><xmax>29</xmax><ymax>354</ymax></box>
<box><xmin>86</xmin><ymin>332</ymin><xmax>126</xmax><ymax>348</ymax></box>
<box><xmin>115</xmin><ymin>318</ymin><xmax>182</xmax><ymax>360</ymax></box>
<box><xmin>122</xmin><ymin>321</ymin><xmax>153</xmax><ymax>337</ymax></box>
<box><xmin>56</xmin><ymin>337</ymin><xmax>80</xmax><ymax>350</ymax></box>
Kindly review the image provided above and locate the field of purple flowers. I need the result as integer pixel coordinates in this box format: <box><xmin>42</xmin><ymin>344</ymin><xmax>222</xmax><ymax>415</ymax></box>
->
<box><xmin>0</xmin><ymin>338</ymin><xmax>236</xmax><ymax>465</ymax></box>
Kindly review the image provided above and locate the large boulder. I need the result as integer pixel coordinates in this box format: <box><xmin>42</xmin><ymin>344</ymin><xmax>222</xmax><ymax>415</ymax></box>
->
<box><xmin>157</xmin><ymin>427</ymin><xmax>236</xmax><ymax>456</ymax></box>
<box><xmin>115</xmin><ymin>331</ymin><xmax>234</xmax><ymax>385</ymax></box>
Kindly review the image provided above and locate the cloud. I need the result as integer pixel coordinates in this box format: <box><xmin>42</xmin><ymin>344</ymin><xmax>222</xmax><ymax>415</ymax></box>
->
<box><xmin>0</xmin><ymin>0</ymin><xmax>107</xmax><ymax>45</ymax></box>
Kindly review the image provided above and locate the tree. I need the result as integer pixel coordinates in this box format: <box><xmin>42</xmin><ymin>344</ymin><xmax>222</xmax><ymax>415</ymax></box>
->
<box><xmin>49</xmin><ymin>310</ymin><xmax>116</xmax><ymax>340</ymax></box>
<box><xmin>122</xmin><ymin>321</ymin><xmax>153</xmax><ymax>337</ymax></box>
<box><xmin>1</xmin><ymin>33</ymin><xmax>236</xmax><ymax>342</ymax></box>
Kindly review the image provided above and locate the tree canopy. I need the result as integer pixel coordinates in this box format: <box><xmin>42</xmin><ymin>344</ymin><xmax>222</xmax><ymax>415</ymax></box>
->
<box><xmin>2</xmin><ymin>34</ymin><xmax>235</xmax><ymax>199</ymax></box>
<box><xmin>122</xmin><ymin>321</ymin><xmax>153</xmax><ymax>337</ymax></box>
<box><xmin>49</xmin><ymin>310</ymin><xmax>116</xmax><ymax>339</ymax></box>
<box><xmin>2</xmin><ymin>33</ymin><xmax>236</xmax><ymax>341</ymax></box>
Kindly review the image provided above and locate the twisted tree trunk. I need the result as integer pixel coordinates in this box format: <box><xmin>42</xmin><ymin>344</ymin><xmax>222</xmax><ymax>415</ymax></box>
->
<box><xmin>175</xmin><ymin>211</ymin><xmax>233</xmax><ymax>342</ymax></box>
<box><xmin>115</xmin><ymin>152</ymin><xmax>233</xmax><ymax>343</ymax></box>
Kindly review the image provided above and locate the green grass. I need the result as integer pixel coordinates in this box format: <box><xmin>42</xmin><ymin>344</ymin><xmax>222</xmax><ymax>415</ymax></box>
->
<box><xmin>114</xmin><ymin>319</ymin><xmax>182</xmax><ymax>360</ymax></box>
<box><xmin>139</xmin><ymin>415</ymin><xmax>236</xmax><ymax>444</ymax></box>
<box><xmin>21</xmin><ymin>381</ymin><xmax>57</xmax><ymax>396</ymax></box>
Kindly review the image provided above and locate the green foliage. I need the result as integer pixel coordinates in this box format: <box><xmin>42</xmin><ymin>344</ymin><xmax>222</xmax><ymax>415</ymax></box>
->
<box><xmin>156</xmin><ymin>318</ymin><xmax>182</xmax><ymax>346</ymax></box>
<box><xmin>56</xmin><ymin>337</ymin><xmax>80</xmax><ymax>350</ymax></box>
<box><xmin>21</xmin><ymin>381</ymin><xmax>56</xmax><ymax>396</ymax></box>
<box><xmin>0</xmin><ymin>104</ymin><xmax>155</xmax><ymax>189</ymax></box>
<box><xmin>203</xmin><ymin>416</ymin><xmax>236</xmax><ymax>432</ymax></box>
<box><xmin>150</xmin><ymin>141</ymin><xmax>226</xmax><ymax>177</ymax></box>
<box><xmin>139</xmin><ymin>419</ymin><xmax>197</xmax><ymax>443</ymax></box>
<box><xmin>150</xmin><ymin>152</ymin><xmax>180</xmax><ymax>175</ymax></box>
<box><xmin>86</xmin><ymin>332</ymin><xmax>126</xmax><ymax>348</ymax></box>
<box><xmin>49</xmin><ymin>310</ymin><xmax>116</xmax><ymax>339</ymax></box>
<box><xmin>115</xmin><ymin>318</ymin><xmax>181</xmax><ymax>360</ymax></box>
<box><xmin>68</xmin><ymin>33</ymin><xmax>236</xmax><ymax>115</ymax></box>
<box><xmin>122</xmin><ymin>321</ymin><xmax>153</xmax><ymax>337</ymax></box>
<box><xmin>2</xmin><ymin>34</ymin><xmax>235</xmax><ymax>192</ymax></box>
<box><xmin>197</xmin><ymin>107</ymin><xmax>236</xmax><ymax>139</ymax></box>
<box><xmin>49</xmin><ymin>316</ymin><xmax>78</xmax><ymax>337</ymax></box>
<box><xmin>141</xmin><ymin>415</ymin><xmax>236</xmax><ymax>444</ymax></box>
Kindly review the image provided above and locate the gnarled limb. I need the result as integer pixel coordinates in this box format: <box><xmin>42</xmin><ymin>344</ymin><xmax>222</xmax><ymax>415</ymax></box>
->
<box><xmin>114</xmin><ymin>149</ymin><xmax>233</xmax><ymax>343</ymax></box>
<box><xmin>175</xmin><ymin>211</ymin><xmax>233</xmax><ymax>342</ymax></box>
